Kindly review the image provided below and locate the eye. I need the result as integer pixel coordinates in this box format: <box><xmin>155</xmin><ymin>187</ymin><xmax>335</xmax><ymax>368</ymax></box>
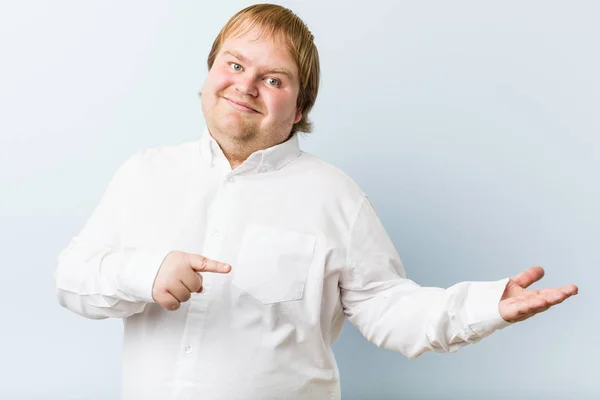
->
<box><xmin>231</xmin><ymin>63</ymin><xmax>243</xmax><ymax>72</ymax></box>
<box><xmin>265</xmin><ymin>77</ymin><xmax>281</xmax><ymax>87</ymax></box>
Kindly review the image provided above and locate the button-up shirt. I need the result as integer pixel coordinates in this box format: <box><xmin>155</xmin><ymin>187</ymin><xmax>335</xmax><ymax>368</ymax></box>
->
<box><xmin>55</xmin><ymin>129</ymin><xmax>511</xmax><ymax>400</ymax></box>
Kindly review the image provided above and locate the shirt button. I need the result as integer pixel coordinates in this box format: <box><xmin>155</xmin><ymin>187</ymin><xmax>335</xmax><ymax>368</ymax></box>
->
<box><xmin>184</xmin><ymin>345</ymin><xmax>193</xmax><ymax>354</ymax></box>
<box><xmin>213</xmin><ymin>229</ymin><xmax>220</xmax><ymax>236</ymax></box>
<box><xmin>258</xmin><ymin>166</ymin><xmax>268</xmax><ymax>173</ymax></box>
<box><xmin>227</xmin><ymin>176</ymin><xmax>235</xmax><ymax>183</ymax></box>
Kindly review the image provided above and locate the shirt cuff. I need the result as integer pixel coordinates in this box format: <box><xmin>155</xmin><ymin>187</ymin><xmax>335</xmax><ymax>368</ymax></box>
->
<box><xmin>118</xmin><ymin>249</ymin><xmax>171</xmax><ymax>303</ymax></box>
<box><xmin>464</xmin><ymin>278</ymin><xmax>513</xmax><ymax>338</ymax></box>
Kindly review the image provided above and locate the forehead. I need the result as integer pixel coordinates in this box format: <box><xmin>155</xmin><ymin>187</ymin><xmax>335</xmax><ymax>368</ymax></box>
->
<box><xmin>219</xmin><ymin>25</ymin><xmax>298</xmax><ymax>75</ymax></box>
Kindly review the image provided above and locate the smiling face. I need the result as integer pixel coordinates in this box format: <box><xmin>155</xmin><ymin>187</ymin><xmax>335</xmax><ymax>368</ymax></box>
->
<box><xmin>201</xmin><ymin>27</ymin><xmax>302</xmax><ymax>155</ymax></box>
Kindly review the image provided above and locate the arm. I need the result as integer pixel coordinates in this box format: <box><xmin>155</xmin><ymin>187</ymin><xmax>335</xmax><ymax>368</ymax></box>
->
<box><xmin>54</xmin><ymin>152</ymin><xmax>169</xmax><ymax>319</ymax></box>
<box><xmin>340</xmin><ymin>196</ymin><xmax>511</xmax><ymax>359</ymax></box>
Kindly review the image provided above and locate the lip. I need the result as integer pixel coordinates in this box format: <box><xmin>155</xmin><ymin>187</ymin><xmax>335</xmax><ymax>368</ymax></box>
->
<box><xmin>223</xmin><ymin>97</ymin><xmax>260</xmax><ymax>114</ymax></box>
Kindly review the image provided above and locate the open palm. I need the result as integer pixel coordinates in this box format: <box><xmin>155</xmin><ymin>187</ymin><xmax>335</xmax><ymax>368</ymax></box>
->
<box><xmin>499</xmin><ymin>266</ymin><xmax>578</xmax><ymax>323</ymax></box>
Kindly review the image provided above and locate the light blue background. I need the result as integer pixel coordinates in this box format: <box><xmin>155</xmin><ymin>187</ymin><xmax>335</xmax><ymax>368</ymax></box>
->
<box><xmin>1</xmin><ymin>0</ymin><xmax>597</xmax><ymax>398</ymax></box>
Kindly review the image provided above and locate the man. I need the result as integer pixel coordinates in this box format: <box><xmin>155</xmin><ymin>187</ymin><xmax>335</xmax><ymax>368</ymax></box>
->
<box><xmin>54</xmin><ymin>4</ymin><xmax>578</xmax><ymax>399</ymax></box>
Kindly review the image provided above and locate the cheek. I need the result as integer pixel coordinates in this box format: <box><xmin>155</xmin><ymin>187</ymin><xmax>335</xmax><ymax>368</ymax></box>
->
<box><xmin>263</xmin><ymin>91</ymin><xmax>297</xmax><ymax>117</ymax></box>
<box><xmin>204</xmin><ymin>68</ymin><xmax>231</xmax><ymax>94</ymax></box>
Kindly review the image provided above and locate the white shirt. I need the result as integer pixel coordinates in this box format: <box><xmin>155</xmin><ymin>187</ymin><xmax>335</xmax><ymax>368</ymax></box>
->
<box><xmin>55</xmin><ymin>129</ymin><xmax>511</xmax><ymax>400</ymax></box>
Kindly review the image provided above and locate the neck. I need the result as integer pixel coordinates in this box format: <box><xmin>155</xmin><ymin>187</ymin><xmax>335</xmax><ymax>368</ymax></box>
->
<box><xmin>209</xmin><ymin>130</ymin><xmax>292</xmax><ymax>170</ymax></box>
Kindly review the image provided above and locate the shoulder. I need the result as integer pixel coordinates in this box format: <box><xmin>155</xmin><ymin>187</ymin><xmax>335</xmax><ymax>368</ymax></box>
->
<box><xmin>137</xmin><ymin>139</ymin><xmax>200</xmax><ymax>167</ymax></box>
<box><xmin>120</xmin><ymin>140</ymin><xmax>201</xmax><ymax>178</ymax></box>
<box><xmin>291</xmin><ymin>151</ymin><xmax>367</xmax><ymax>201</ymax></box>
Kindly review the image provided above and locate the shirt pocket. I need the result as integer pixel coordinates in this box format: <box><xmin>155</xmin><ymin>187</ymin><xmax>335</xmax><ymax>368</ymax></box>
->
<box><xmin>232</xmin><ymin>224</ymin><xmax>316</xmax><ymax>304</ymax></box>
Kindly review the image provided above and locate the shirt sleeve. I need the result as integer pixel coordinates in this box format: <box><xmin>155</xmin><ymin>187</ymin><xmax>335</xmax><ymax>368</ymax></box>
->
<box><xmin>54</xmin><ymin>152</ymin><xmax>170</xmax><ymax>319</ymax></box>
<box><xmin>339</xmin><ymin>196</ymin><xmax>512</xmax><ymax>359</ymax></box>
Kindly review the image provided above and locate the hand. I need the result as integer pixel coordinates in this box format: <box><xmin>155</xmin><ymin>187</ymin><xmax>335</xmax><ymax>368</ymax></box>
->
<box><xmin>152</xmin><ymin>251</ymin><xmax>231</xmax><ymax>311</ymax></box>
<box><xmin>499</xmin><ymin>266</ymin><xmax>578</xmax><ymax>323</ymax></box>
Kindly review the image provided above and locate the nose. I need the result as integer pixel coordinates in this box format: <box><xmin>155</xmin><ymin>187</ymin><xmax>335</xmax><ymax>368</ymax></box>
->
<box><xmin>235</xmin><ymin>74</ymin><xmax>258</xmax><ymax>98</ymax></box>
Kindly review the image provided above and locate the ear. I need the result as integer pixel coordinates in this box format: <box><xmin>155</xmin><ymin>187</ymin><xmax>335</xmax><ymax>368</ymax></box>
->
<box><xmin>294</xmin><ymin>108</ymin><xmax>302</xmax><ymax>124</ymax></box>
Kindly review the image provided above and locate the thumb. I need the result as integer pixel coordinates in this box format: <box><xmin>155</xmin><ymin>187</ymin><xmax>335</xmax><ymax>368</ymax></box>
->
<box><xmin>188</xmin><ymin>254</ymin><xmax>232</xmax><ymax>274</ymax></box>
<box><xmin>511</xmin><ymin>266</ymin><xmax>545</xmax><ymax>288</ymax></box>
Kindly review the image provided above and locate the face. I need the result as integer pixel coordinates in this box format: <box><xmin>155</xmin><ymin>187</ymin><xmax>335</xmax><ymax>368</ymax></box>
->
<box><xmin>201</xmin><ymin>27</ymin><xmax>302</xmax><ymax>150</ymax></box>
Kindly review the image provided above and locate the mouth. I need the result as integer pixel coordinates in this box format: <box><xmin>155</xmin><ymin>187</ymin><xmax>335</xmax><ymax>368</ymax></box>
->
<box><xmin>223</xmin><ymin>97</ymin><xmax>261</xmax><ymax>114</ymax></box>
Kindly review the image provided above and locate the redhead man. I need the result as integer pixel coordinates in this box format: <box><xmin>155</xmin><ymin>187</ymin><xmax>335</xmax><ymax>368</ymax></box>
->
<box><xmin>55</xmin><ymin>4</ymin><xmax>577</xmax><ymax>399</ymax></box>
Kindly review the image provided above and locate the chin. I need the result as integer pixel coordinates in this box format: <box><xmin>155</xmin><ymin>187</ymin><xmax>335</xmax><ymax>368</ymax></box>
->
<box><xmin>212</xmin><ymin>117</ymin><xmax>259</xmax><ymax>141</ymax></box>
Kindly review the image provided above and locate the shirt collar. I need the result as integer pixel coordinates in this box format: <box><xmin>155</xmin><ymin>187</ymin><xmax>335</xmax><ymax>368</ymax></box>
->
<box><xmin>199</xmin><ymin>127</ymin><xmax>301</xmax><ymax>172</ymax></box>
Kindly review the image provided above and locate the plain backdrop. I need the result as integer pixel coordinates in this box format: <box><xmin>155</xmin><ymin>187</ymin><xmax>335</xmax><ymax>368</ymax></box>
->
<box><xmin>1</xmin><ymin>0</ymin><xmax>598</xmax><ymax>398</ymax></box>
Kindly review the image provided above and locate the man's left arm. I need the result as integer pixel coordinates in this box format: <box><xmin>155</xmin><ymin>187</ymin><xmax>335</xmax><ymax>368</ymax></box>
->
<box><xmin>339</xmin><ymin>196</ymin><xmax>577</xmax><ymax>359</ymax></box>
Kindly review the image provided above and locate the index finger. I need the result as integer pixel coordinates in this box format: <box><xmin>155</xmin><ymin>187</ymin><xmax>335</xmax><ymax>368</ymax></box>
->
<box><xmin>188</xmin><ymin>254</ymin><xmax>232</xmax><ymax>274</ymax></box>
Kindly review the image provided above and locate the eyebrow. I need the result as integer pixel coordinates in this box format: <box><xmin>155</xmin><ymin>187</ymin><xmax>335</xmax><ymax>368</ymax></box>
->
<box><xmin>222</xmin><ymin>50</ymin><xmax>295</xmax><ymax>80</ymax></box>
<box><xmin>223</xmin><ymin>50</ymin><xmax>249</xmax><ymax>64</ymax></box>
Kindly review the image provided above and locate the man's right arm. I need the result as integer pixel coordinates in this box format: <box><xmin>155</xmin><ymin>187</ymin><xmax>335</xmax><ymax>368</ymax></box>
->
<box><xmin>54</xmin><ymin>152</ymin><xmax>169</xmax><ymax>319</ymax></box>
